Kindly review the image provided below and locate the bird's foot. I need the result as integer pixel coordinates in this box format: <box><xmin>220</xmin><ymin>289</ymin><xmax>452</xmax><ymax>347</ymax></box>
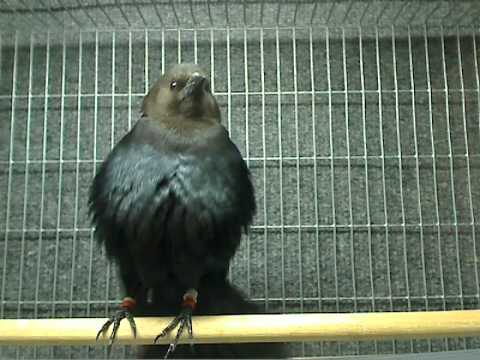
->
<box><xmin>154</xmin><ymin>289</ymin><xmax>198</xmax><ymax>359</ymax></box>
<box><xmin>96</xmin><ymin>297</ymin><xmax>137</xmax><ymax>357</ymax></box>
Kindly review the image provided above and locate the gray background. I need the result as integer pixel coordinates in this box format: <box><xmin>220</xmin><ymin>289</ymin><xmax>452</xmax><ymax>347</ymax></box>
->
<box><xmin>1</xmin><ymin>0</ymin><xmax>480</xmax><ymax>358</ymax></box>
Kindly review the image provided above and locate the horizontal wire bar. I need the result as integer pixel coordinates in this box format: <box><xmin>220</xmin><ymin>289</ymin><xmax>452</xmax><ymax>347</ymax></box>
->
<box><xmin>1</xmin><ymin>154</ymin><xmax>479</xmax><ymax>166</ymax></box>
<box><xmin>1</xmin><ymin>223</ymin><xmax>477</xmax><ymax>234</ymax></box>
<box><xmin>2</xmin><ymin>295</ymin><xmax>480</xmax><ymax>307</ymax></box>
<box><xmin>0</xmin><ymin>24</ymin><xmax>478</xmax><ymax>34</ymax></box>
<box><xmin>0</xmin><ymin>88</ymin><xmax>479</xmax><ymax>99</ymax></box>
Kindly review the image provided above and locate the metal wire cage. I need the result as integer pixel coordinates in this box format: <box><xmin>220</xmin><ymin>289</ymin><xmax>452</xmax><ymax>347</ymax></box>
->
<box><xmin>1</xmin><ymin>0</ymin><xmax>480</xmax><ymax>358</ymax></box>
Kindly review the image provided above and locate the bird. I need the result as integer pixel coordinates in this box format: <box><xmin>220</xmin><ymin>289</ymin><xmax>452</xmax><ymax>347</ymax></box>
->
<box><xmin>89</xmin><ymin>63</ymin><xmax>287</xmax><ymax>358</ymax></box>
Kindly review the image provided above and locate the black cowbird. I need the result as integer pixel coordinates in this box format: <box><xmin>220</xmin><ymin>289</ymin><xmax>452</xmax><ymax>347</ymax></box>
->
<box><xmin>89</xmin><ymin>63</ymin><xmax>287</xmax><ymax>358</ymax></box>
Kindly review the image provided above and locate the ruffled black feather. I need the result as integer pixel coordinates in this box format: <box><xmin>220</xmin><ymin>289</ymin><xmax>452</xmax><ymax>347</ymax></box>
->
<box><xmin>89</xmin><ymin>116</ymin><xmax>255</xmax><ymax>295</ymax></box>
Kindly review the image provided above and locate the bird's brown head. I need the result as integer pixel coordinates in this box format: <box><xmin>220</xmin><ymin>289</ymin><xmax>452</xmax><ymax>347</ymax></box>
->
<box><xmin>142</xmin><ymin>63</ymin><xmax>220</xmax><ymax>122</ymax></box>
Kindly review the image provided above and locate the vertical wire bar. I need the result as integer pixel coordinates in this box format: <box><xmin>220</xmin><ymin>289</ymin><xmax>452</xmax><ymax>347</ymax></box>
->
<box><xmin>85</xmin><ymin>30</ymin><xmax>99</xmax><ymax>360</ymax></box>
<box><xmin>0</xmin><ymin>31</ymin><xmax>16</xmax><ymax>320</ymax></box>
<box><xmin>423</xmin><ymin>25</ymin><xmax>447</xmax><ymax>351</ymax></box>
<box><xmin>472</xmin><ymin>27</ymin><xmax>480</xmax><ymax>298</ymax></box>
<box><xmin>292</xmin><ymin>27</ymin><xmax>304</xmax><ymax>357</ymax></box>
<box><xmin>69</xmin><ymin>32</ymin><xmax>83</xmax><ymax>324</ymax></box>
<box><xmin>392</xmin><ymin>27</ymin><xmax>412</xmax><ymax>328</ymax></box>
<box><xmin>440</xmin><ymin>26</ymin><xmax>465</xmax><ymax>318</ymax></box>
<box><xmin>193</xmin><ymin>29</ymin><xmax>198</xmax><ymax>64</ymax></box>
<box><xmin>342</xmin><ymin>27</ymin><xmax>358</xmax><ymax>318</ymax></box>
<box><xmin>87</xmin><ymin>30</ymin><xmax>99</xmax><ymax>318</ymax></box>
<box><xmin>210</xmin><ymin>29</ymin><xmax>215</xmax><ymax>99</ymax></box>
<box><xmin>260</xmin><ymin>27</ymin><xmax>268</xmax><ymax>311</ymax></box>
<box><xmin>32</xmin><ymin>34</ymin><xmax>50</xmax><ymax>359</ymax></box>
<box><xmin>128</xmin><ymin>31</ymin><xmax>132</xmax><ymax>130</ymax></box>
<box><xmin>457</xmin><ymin>27</ymin><xmax>479</xmax><ymax>306</ymax></box>
<box><xmin>275</xmin><ymin>27</ymin><xmax>286</xmax><ymax>313</ymax></box>
<box><xmin>35</xmin><ymin>31</ymin><xmax>50</xmax><ymax>321</ymax></box>
<box><xmin>51</xmin><ymin>32</ymin><xmax>67</xmax><ymax>358</ymax></box>
<box><xmin>111</xmin><ymin>33</ymin><xmax>116</xmax><ymax>149</ymax></box>
<box><xmin>243</xmin><ymin>28</ymin><xmax>251</xmax><ymax>298</ymax></box>
<box><xmin>359</xmin><ymin>25</ymin><xmax>377</xmax><ymax>354</ymax></box>
<box><xmin>375</xmin><ymin>26</ymin><xmax>395</xmax><ymax>353</ymax></box>
<box><xmin>210</xmin><ymin>29</ymin><xmax>215</xmax><ymax>104</ymax></box>
<box><xmin>407</xmin><ymin>26</ymin><xmax>430</xmax><ymax>351</ymax></box>
<box><xmin>0</xmin><ymin>33</ymin><xmax>2</xmax><ymax>84</ymax></box>
<box><xmin>326</xmin><ymin>28</ymin><xmax>340</xmax><ymax>354</ymax></box>
<box><xmin>342</xmin><ymin>26</ymin><xmax>359</xmax><ymax>356</ymax></box>
<box><xmin>226</xmin><ymin>27</ymin><xmax>231</xmax><ymax>133</ymax></box>
<box><xmin>145</xmin><ymin>29</ymin><xmax>149</xmax><ymax>92</ymax></box>
<box><xmin>292</xmin><ymin>27</ymin><xmax>303</xmax><ymax>309</ymax></box>
<box><xmin>325</xmin><ymin>27</ymin><xmax>339</xmax><ymax>316</ymax></box>
<box><xmin>407</xmin><ymin>25</ymin><xmax>432</xmax><ymax>350</ymax></box>
<box><xmin>105</xmin><ymin>31</ymin><xmax>115</xmax><ymax>358</ymax></box>
<box><xmin>123</xmin><ymin>29</ymin><xmax>132</xmax><ymax>358</ymax></box>
<box><xmin>17</xmin><ymin>34</ymin><xmax>34</xmax><ymax>334</ymax></box>
<box><xmin>226</xmin><ymin>27</ymin><xmax>232</xmax><ymax>283</ymax></box>
<box><xmin>474</xmin><ymin>29</ymin><xmax>480</xmax><ymax>143</ymax></box>
<box><xmin>309</xmin><ymin>29</ymin><xmax>322</xmax><ymax>350</ymax></box>
<box><xmin>177</xmin><ymin>29</ymin><xmax>181</xmax><ymax>63</ymax></box>
<box><xmin>161</xmin><ymin>29</ymin><xmax>165</xmax><ymax>74</ymax></box>
<box><xmin>105</xmin><ymin>30</ymin><xmax>116</xmax><ymax>323</ymax></box>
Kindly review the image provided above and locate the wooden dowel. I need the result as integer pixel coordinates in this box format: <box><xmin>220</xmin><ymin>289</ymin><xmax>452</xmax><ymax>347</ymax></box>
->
<box><xmin>1</xmin><ymin>311</ymin><xmax>480</xmax><ymax>346</ymax></box>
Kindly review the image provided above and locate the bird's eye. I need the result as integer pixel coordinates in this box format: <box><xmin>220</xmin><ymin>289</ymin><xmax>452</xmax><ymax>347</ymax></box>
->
<box><xmin>170</xmin><ymin>80</ymin><xmax>177</xmax><ymax>90</ymax></box>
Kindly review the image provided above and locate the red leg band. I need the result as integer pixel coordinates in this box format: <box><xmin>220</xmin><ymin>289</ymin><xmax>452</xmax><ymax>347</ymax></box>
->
<box><xmin>182</xmin><ymin>296</ymin><xmax>197</xmax><ymax>311</ymax></box>
<box><xmin>121</xmin><ymin>297</ymin><xmax>136</xmax><ymax>311</ymax></box>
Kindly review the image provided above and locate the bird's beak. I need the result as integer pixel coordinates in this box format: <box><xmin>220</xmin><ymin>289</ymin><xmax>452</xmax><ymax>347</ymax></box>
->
<box><xmin>181</xmin><ymin>73</ymin><xmax>208</xmax><ymax>101</ymax></box>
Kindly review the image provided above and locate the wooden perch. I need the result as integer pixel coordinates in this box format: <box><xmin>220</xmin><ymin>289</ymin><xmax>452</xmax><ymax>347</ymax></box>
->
<box><xmin>1</xmin><ymin>310</ymin><xmax>480</xmax><ymax>346</ymax></box>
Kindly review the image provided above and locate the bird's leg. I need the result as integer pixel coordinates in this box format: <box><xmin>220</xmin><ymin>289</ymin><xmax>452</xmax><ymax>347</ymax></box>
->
<box><xmin>154</xmin><ymin>288</ymin><xmax>197</xmax><ymax>358</ymax></box>
<box><xmin>96</xmin><ymin>296</ymin><xmax>137</xmax><ymax>357</ymax></box>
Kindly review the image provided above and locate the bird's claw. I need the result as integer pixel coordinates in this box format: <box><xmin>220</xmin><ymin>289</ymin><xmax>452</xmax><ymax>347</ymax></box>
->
<box><xmin>96</xmin><ymin>309</ymin><xmax>137</xmax><ymax>357</ymax></box>
<box><xmin>154</xmin><ymin>307</ymin><xmax>194</xmax><ymax>359</ymax></box>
